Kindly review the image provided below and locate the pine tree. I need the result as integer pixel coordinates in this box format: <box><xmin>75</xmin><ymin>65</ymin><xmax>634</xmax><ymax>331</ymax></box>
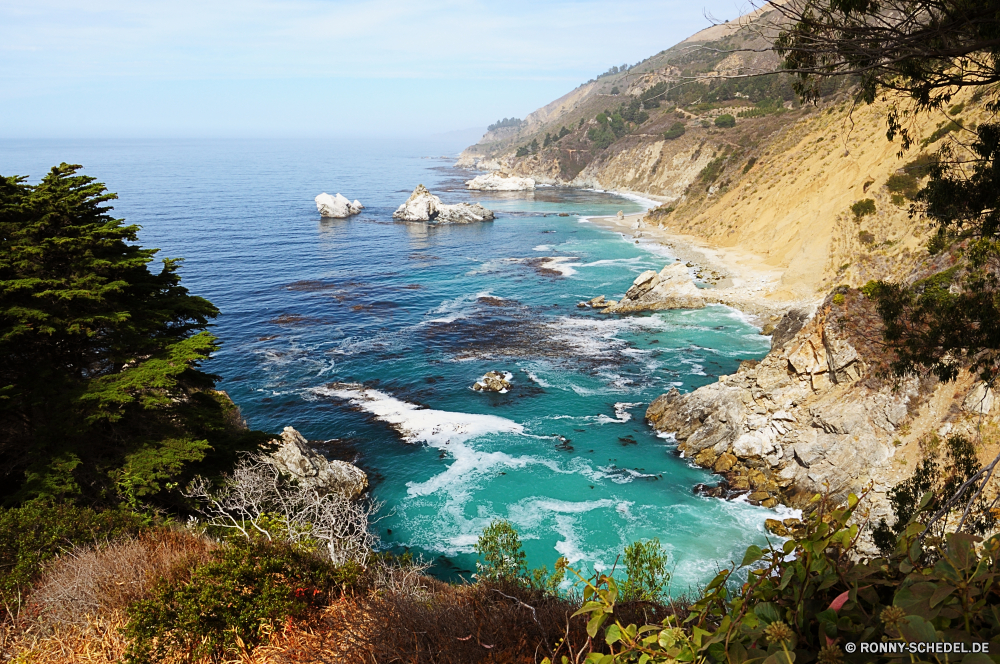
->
<box><xmin>0</xmin><ymin>164</ymin><xmax>266</xmax><ymax>505</ymax></box>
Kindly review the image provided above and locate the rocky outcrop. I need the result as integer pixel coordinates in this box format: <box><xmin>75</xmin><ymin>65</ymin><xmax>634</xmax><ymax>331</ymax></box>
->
<box><xmin>266</xmin><ymin>427</ymin><xmax>368</xmax><ymax>500</ymax></box>
<box><xmin>466</xmin><ymin>172</ymin><xmax>535</xmax><ymax>191</ymax></box>
<box><xmin>315</xmin><ymin>193</ymin><xmax>363</xmax><ymax>218</ymax></box>
<box><xmin>392</xmin><ymin>185</ymin><xmax>495</xmax><ymax>223</ymax></box>
<box><xmin>598</xmin><ymin>263</ymin><xmax>706</xmax><ymax>313</ymax></box>
<box><xmin>646</xmin><ymin>309</ymin><xmax>912</xmax><ymax>507</ymax></box>
<box><xmin>472</xmin><ymin>371</ymin><xmax>513</xmax><ymax>393</ymax></box>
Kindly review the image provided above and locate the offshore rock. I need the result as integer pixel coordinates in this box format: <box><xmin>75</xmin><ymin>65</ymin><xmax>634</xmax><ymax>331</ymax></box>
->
<box><xmin>602</xmin><ymin>262</ymin><xmax>705</xmax><ymax>313</ymax></box>
<box><xmin>267</xmin><ymin>427</ymin><xmax>368</xmax><ymax>499</ymax></box>
<box><xmin>315</xmin><ymin>193</ymin><xmax>363</xmax><ymax>218</ymax></box>
<box><xmin>473</xmin><ymin>371</ymin><xmax>513</xmax><ymax>393</ymax></box>
<box><xmin>393</xmin><ymin>184</ymin><xmax>495</xmax><ymax>223</ymax></box>
<box><xmin>465</xmin><ymin>172</ymin><xmax>535</xmax><ymax>191</ymax></box>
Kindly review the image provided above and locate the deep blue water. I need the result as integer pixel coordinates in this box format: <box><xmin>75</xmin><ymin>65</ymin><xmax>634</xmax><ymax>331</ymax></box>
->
<box><xmin>1</xmin><ymin>138</ymin><xmax>783</xmax><ymax>593</ymax></box>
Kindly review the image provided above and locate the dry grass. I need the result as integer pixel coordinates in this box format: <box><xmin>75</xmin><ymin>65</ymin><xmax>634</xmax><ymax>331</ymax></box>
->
<box><xmin>1</xmin><ymin>534</ymin><xmax>679</xmax><ymax>664</ymax></box>
<box><xmin>1</xmin><ymin>528</ymin><xmax>215</xmax><ymax>662</ymax></box>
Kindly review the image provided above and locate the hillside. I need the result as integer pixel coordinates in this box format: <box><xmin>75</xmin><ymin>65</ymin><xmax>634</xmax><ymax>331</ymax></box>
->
<box><xmin>458</xmin><ymin>10</ymin><xmax>988</xmax><ymax>303</ymax></box>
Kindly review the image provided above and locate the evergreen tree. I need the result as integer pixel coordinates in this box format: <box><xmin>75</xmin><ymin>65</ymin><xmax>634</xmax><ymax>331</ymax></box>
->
<box><xmin>0</xmin><ymin>164</ymin><xmax>265</xmax><ymax>505</ymax></box>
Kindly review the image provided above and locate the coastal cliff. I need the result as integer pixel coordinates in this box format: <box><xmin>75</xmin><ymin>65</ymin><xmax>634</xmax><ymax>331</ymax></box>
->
<box><xmin>458</xmin><ymin>7</ymin><xmax>1000</xmax><ymax>524</ymax></box>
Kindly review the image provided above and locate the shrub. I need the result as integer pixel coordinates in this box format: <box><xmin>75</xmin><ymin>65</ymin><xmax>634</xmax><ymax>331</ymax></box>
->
<box><xmin>561</xmin><ymin>491</ymin><xmax>1000</xmax><ymax>664</ymax></box>
<box><xmin>515</xmin><ymin>146</ymin><xmax>529</xmax><ymax>157</ymax></box>
<box><xmin>474</xmin><ymin>520</ymin><xmax>564</xmax><ymax>592</ymax></box>
<box><xmin>858</xmin><ymin>230</ymin><xmax>876</xmax><ymax>245</ymax></box>
<box><xmin>743</xmin><ymin>156</ymin><xmax>757</xmax><ymax>172</ymax></box>
<box><xmin>124</xmin><ymin>539</ymin><xmax>359</xmax><ymax>663</ymax></box>
<box><xmin>619</xmin><ymin>538</ymin><xmax>670</xmax><ymax>602</ymax></box>
<box><xmin>714</xmin><ymin>114</ymin><xmax>736</xmax><ymax>128</ymax></box>
<box><xmin>923</xmin><ymin>119</ymin><xmax>961</xmax><ymax>145</ymax></box>
<box><xmin>23</xmin><ymin>529</ymin><xmax>214</xmax><ymax>628</ymax></box>
<box><xmin>698</xmin><ymin>156</ymin><xmax>726</xmax><ymax>184</ymax></box>
<box><xmin>0</xmin><ymin>500</ymin><xmax>145</xmax><ymax>612</ymax></box>
<box><xmin>588</xmin><ymin>125</ymin><xmax>617</xmax><ymax>150</ymax></box>
<box><xmin>610</xmin><ymin>86</ymin><xmax>620</xmax><ymax>95</ymax></box>
<box><xmin>663</xmin><ymin>122</ymin><xmax>686</xmax><ymax>140</ymax></box>
<box><xmin>851</xmin><ymin>198</ymin><xmax>876</xmax><ymax>218</ymax></box>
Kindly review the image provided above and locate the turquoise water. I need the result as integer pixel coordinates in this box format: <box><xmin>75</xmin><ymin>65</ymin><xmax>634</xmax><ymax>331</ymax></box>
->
<box><xmin>1</xmin><ymin>139</ymin><xmax>781</xmax><ymax>594</ymax></box>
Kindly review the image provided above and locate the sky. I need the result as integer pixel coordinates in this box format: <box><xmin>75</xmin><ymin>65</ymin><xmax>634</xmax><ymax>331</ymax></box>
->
<box><xmin>1</xmin><ymin>0</ymin><xmax>750</xmax><ymax>139</ymax></box>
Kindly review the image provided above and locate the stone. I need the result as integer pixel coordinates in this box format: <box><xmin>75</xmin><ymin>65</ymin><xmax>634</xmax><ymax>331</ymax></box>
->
<box><xmin>963</xmin><ymin>382</ymin><xmax>995</xmax><ymax>415</ymax></box>
<box><xmin>730</xmin><ymin>476</ymin><xmax>751</xmax><ymax>490</ymax></box>
<box><xmin>617</xmin><ymin>210</ymin><xmax>625</xmax><ymax>220</ymax></box>
<box><xmin>601</xmin><ymin>262</ymin><xmax>706</xmax><ymax>314</ymax></box>
<box><xmin>793</xmin><ymin>443</ymin><xmax>824</xmax><ymax>468</ymax></box>
<box><xmin>822</xmin><ymin>326</ymin><xmax>863</xmax><ymax>383</ymax></box>
<box><xmin>765</xmin><ymin>518</ymin><xmax>788</xmax><ymax>536</ymax></box>
<box><xmin>267</xmin><ymin>427</ymin><xmax>368</xmax><ymax>499</ymax></box>
<box><xmin>771</xmin><ymin>308</ymin><xmax>812</xmax><ymax>350</ymax></box>
<box><xmin>393</xmin><ymin>185</ymin><xmax>495</xmax><ymax>223</ymax></box>
<box><xmin>465</xmin><ymin>172</ymin><xmax>535</xmax><ymax>190</ymax></box>
<box><xmin>587</xmin><ymin>295</ymin><xmax>607</xmax><ymax>307</ymax></box>
<box><xmin>714</xmin><ymin>452</ymin><xmax>737</xmax><ymax>473</ymax></box>
<box><xmin>315</xmin><ymin>192</ymin><xmax>363</xmax><ymax>218</ymax></box>
<box><xmin>761</xmin><ymin>497</ymin><xmax>780</xmax><ymax>508</ymax></box>
<box><xmin>472</xmin><ymin>371</ymin><xmax>512</xmax><ymax>393</ymax></box>
<box><xmin>748</xmin><ymin>490</ymin><xmax>771</xmax><ymax>503</ymax></box>
<box><xmin>694</xmin><ymin>447</ymin><xmax>717</xmax><ymax>468</ymax></box>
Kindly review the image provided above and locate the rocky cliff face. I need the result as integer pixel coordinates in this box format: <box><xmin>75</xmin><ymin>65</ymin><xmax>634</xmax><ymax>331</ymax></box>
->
<box><xmin>645</xmin><ymin>301</ymin><xmax>992</xmax><ymax>515</ymax></box>
<box><xmin>267</xmin><ymin>426</ymin><xmax>368</xmax><ymax>500</ymax></box>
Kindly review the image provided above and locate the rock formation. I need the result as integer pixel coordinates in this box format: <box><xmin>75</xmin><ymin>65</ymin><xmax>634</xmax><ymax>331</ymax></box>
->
<box><xmin>472</xmin><ymin>371</ymin><xmax>513</xmax><ymax>393</ymax></box>
<box><xmin>583</xmin><ymin>263</ymin><xmax>705</xmax><ymax>313</ymax></box>
<box><xmin>315</xmin><ymin>193</ymin><xmax>363</xmax><ymax>218</ymax></box>
<box><xmin>393</xmin><ymin>185</ymin><xmax>495</xmax><ymax>223</ymax></box>
<box><xmin>465</xmin><ymin>172</ymin><xmax>535</xmax><ymax>191</ymax></box>
<box><xmin>266</xmin><ymin>426</ymin><xmax>368</xmax><ymax>499</ymax></box>
<box><xmin>645</xmin><ymin>306</ymin><xmax>920</xmax><ymax>507</ymax></box>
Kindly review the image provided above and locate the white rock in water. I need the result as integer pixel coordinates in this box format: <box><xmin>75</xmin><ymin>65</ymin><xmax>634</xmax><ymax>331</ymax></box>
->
<box><xmin>393</xmin><ymin>184</ymin><xmax>495</xmax><ymax>223</ymax></box>
<box><xmin>316</xmin><ymin>192</ymin><xmax>363</xmax><ymax>218</ymax></box>
<box><xmin>266</xmin><ymin>426</ymin><xmax>368</xmax><ymax>499</ymax></box>
<box><xmin>465</xmin><ymin>172</ymin><xmax>535</xmax><ymax>191</ymax></box>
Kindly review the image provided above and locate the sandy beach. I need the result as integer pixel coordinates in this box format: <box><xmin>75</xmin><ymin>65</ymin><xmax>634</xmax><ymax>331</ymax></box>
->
<box><xmin>586</xmin><ymin>211</ymin><xmax>822</xmax><ymax>324</ymax></box>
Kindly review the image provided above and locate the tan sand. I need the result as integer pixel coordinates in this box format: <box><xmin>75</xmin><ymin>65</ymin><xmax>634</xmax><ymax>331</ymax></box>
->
<box><xmin>587</xmin><ymin>212</ymin><xmax>822</xmax><ymax>323</ymax></box>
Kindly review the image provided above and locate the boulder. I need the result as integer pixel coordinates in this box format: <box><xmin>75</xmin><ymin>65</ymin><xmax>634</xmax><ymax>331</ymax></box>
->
<box><xmin>603</xmin><ymin>262</ymin><xmax>706</xmax><ymax>313</ymax></box>
<box><xmin>315</xmin><ymin>193</ymin><xmax>363</xmax><ymax>218</ymax></box>
<box><xmin>770</xmin><ymin>308</ymin><xmax>812</xmax><ymax>350</ymax></box>
<box><xmin>465</xmin><ymin>172</ymin><xmax>535</xmax><ymax>191</ymax></box>
<box><xmin>764</xmin><ymin>518</ymin><xmax>788</xmax><ymax>536</ymax></box>
<box><xmin>393</xmin><ymin>185</ymin><xmax>495</xmax><ymax>223</ymax></box>
<box><xmin>473</xmin><ymin>371</ymin><xmax>512</xmax><ymax>393</ymax></box>
<box><xmin>963</xmin><ymin>382</ymin><xmax>995</xmax><ymax>415</ymax></box>
<box><xmin>617</xmin><ymin>210</ymin><xmax>625</xmax><ymax>220</ymax></box>
<box><xmin>267</xmin><ymin>427</ymin><xmax>368</xmax><ymax>499</ymax></box>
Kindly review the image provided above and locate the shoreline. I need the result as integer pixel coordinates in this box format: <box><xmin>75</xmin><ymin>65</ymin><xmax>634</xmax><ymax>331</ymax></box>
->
<box><xmin>584</xmin><ymin>209</ymin><xmax>821</xmax><ymax>324</ymax></box>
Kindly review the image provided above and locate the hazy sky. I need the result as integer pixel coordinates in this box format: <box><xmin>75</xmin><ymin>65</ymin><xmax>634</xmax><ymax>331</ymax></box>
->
<box><xmin>2</xmin><ymin>0</ymin><xmax>748</xmax><ymax>139</ymax></box>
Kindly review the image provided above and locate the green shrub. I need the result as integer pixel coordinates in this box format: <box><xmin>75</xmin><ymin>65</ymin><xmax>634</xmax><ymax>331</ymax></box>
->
<box><xmin>474</xmin><ymin>520</ymin><xmax>565</xmax><ymax>592</ymax></box>
<box><xmin>124</xmin><ymin>539</ymin><xmax>359</xmax><ymax>663</ymax></box>
<box><xmin>851</xmin><ymin>198</ymin><xmax>876</xmax><ymax>219</ymax></box>
<box><xmin>588</xmin><ymin>125</ymin><xmax>617</xmax><ymax>150</ymax></box>
<box><xmin>832</xmin><ymin>293</ymin><xmax>846</xmax><ymax>305</ymax></box>
<box><xmin>0</xmin><ymin>500</ymin><xmax>146</xmax><ymax>611</ymax></box>
<box><xmin>664</xmin><ymin>122</ymin><xmax>686</xmax><ymax>140</ymax></box>
<box><xmin>610</xmin><ymin>86</ymin><xmax>620</xmax><ymax>95</ymax></box>
<box><xmin>858</xmin><ymin>230</ymin><xmax>875</xmax><ymax>245</ymax></box>
<box><xmin>743</xmin><ymin>156</ymin><xmax>757</xmax><ymax>173</ymax></box>
<box><xmin>516</xmin><ymin>146</ymin><xmax>529</xmax><ymax>157</ymax></box>
<box><xmin>714</xmin><ymin>114</ymin><xmax>736</xmax><ymax>128</ymax></box>
<box><xmin>619</xmin><ymin>538</ymin><xmax>670</xmax><ymax>602</ymax></box>
<box><xmin>698</xmin><ymin>157</ymin><xmax>726</xmax><ymax>184</ymax></box>
<box><xmin>560</xmin><ymin>491</ymin><xmax>1000</xmax><ymax>664</ymax></box>
<box><xmin>923</xmin><ymin>119</ymin><xmax>960</xmax><ymax>146</ymax></box>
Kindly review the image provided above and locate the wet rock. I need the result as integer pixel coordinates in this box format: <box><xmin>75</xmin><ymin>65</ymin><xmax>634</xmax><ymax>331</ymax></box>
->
<box><xmin>694</xmin><ymin>447</ymin><xmax>717</xmax><ymax>468</ymax></box>
<box><xmin>472</xmin><ymin>370</ymin><xmax>513</xmax><ymax>393</ymax></box>
<box><xmin>713</xmin><ymin>452</ymin><xmax>737</xmax><ymax>473</ymax></box>
<box><xmin>765</xmin><ymin>518</ymin><xmax>788</xmax><ymax>536</ymax></box>
<box><xmin>761</xmin><ymin>497</ymin><xmax>780</xmax><ymax>508</ymax></box>
<box><xmin>267</xmin><ymin>427</ymin><xmax>368</xmax><ymax>499</ymax></box>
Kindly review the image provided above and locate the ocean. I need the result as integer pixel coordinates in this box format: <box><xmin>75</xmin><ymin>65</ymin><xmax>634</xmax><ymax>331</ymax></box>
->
<box><xmin>2</xmin><ymin>137</ymin><xmax>786</xmax><ymax>593</ymax></box>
